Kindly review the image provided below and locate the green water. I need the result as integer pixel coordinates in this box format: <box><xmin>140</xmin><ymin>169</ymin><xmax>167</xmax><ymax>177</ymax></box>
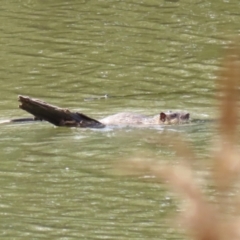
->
<box><xmin>0</xmin><ymin>0</ymin><xmax>240</xmax><ymax>239</ymax></box>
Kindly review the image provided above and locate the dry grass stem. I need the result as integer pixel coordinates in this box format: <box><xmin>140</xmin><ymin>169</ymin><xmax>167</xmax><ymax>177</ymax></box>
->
<box><xmin>217</xmin><ymin>46</ymin><xmax>240</xmax><ymax>142</ymax></box>
<box><xmin>213</xmin><ymin>46</ymin><xmax>240</xmax><ymax>191</ymax></box>
<box><xmin>119</xmin><ymin>46</ymin><xmax>240</xmax><ymax>240</ymax></box>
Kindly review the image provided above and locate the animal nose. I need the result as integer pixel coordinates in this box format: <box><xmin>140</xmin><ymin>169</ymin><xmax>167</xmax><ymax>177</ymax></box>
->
<box><xmin>181</xmin><ymin>113</ymin><xmax>190</xmax><ymax>119</ymax></box>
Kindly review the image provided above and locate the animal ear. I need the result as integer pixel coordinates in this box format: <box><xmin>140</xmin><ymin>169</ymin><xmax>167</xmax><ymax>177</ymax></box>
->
<box><xmin>160</xmin><ymin>112</ymin><xmax>166</xmax><ymax>122</ymax></box>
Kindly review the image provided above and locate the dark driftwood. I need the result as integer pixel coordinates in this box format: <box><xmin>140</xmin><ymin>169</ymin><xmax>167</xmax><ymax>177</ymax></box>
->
<box><xmin>18</xmin><ymin>95</ymin><xmax>105</xmax><ymax>128</ymax></box>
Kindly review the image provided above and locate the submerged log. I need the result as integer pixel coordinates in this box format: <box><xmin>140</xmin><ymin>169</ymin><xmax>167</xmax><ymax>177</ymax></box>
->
<box><xmin>18</xmin><ymin>95</ymin><xmax>105</xmax><ymax>128</ymax></box>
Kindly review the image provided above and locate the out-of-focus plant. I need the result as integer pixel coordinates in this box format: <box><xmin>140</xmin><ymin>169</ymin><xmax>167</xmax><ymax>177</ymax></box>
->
<box><xmin>120</xmin><ymin>45</ymin><xmax>240</xmax><ymax>240</ymax></box>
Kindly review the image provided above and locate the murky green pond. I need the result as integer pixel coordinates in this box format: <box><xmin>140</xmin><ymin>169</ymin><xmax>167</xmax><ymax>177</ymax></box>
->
<box><xmin>0</xmin><ymin>0</ymin><xmax>240</xmax><ymax>239</ymax></box>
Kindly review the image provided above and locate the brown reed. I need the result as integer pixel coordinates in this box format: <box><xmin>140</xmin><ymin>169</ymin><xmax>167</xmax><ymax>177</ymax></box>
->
<box><xmin>120</xmin><ymin>45</ymin><xmax>240</xmax><ymax>240</ymax></box>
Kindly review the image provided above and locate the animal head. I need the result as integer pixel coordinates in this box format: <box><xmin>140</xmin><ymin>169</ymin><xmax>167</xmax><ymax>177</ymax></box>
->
<box><xmin>160</xmin><ymin>111</ymin><xmax>190</xmax><ymax>124</ymax></box>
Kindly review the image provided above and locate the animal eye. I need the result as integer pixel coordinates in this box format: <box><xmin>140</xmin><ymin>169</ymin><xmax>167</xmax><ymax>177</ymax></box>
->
<box><xmin>171</xmin><ymin>113</ymin><xmax>177</xmax><ymax>118</ymax></box>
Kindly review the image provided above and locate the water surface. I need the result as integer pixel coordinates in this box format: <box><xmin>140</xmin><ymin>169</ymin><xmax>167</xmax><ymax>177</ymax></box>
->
<box><xmin>0</xmin><ymin>0</ymin><xmax>240</xmax><ymax>239</ymax></box>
